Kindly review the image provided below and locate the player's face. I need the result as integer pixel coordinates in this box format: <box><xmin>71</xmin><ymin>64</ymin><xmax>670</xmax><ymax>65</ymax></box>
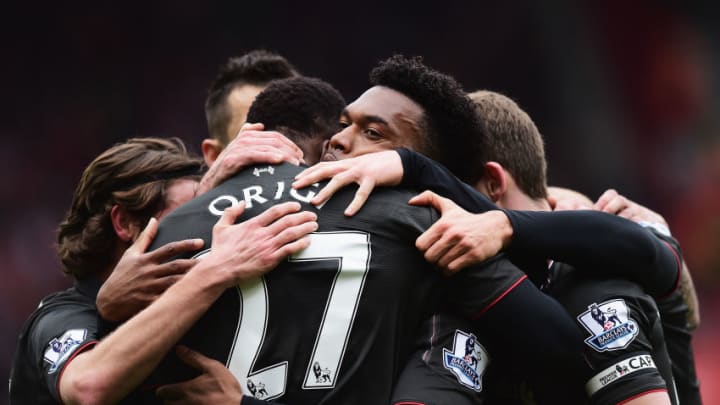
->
<box><xmin>322</xmin><ymin>86</ymin><xmax>425</xmax><ymax>161</ymax></box>
<box><xmin>153</xmin><ymin>178</ymin><xmax>198</xmax><ymax>220</ymax></box>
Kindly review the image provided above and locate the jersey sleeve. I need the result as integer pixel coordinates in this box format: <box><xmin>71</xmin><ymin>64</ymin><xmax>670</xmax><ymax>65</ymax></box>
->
<box><xmin>396</xmin><ymin>148</ymin><xmax>498</xmax><ymax>213</ymax></box>
<box><xmin>504</xmin><ymin>210</ymin><xmax>681</xmax><ymax>297</ymax></box>
<box><xmin>27</xmin><ymin>302</ymin><xmax>100</xmax><ymax>402</ymax></box>
<box><xmin>573</xmin><ymin>295</ymin><xmax>673</xmax><ymax>405</ymax></box>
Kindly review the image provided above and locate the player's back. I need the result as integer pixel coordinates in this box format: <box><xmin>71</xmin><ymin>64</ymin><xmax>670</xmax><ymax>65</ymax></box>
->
<box><xmin>149</xmin><ymin>162</ymin><xmax>444</xmax><ymax>404</ymax></box>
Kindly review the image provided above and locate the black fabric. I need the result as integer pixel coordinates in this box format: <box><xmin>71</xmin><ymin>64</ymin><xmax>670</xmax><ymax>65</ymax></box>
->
<box><xmin>504</xmin><ymin>210</ymin><xmax>681</xmax><ymax>297</ymax></box>
<box><xmin>647</xmin><ymin>229</ymin><xmax>702</xmax><ymax>405</ymax></box>
<box><xmin>397</xmin><ymin>147</ymin><xmax>497</xmax><ymax>212</ymax></box>
<box><xmin>9</xmin><ymin>279</ymin><xmax>101</xmax><ymax>404</ymax></box>
<box><xmin>391</xmin><ymin>279</ymin><xmax>589</xmax><ymax>405</ymax></box>
<box><xmin>545</xmin><ymin>264</ymin><xmax>676</xmax><ymax>405</ymax></box>
<box><xmin>397</xmin><ymin>148</ymin><xmax>681</xmax><ymax>297</ymax></box>
<box><xmin>145</xmin><ymin>162</ymin><xmax>527</xmax><ymax>405</ymax></box>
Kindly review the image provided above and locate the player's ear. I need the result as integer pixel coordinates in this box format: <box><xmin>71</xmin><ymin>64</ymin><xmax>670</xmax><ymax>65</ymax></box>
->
<box><xmin>481</xmin><ymin>162</ymin><xmax>507</xmax><ymax>202</ymax></box>
<box><xmin>110</xmin><ymin>205</ymin><xmax>139</xmax><ymax>242</ymax></box>
<box><xmin>202</xmin><ymin>138</ymin><xmax>223</xmax><ymax>167</ymax></box>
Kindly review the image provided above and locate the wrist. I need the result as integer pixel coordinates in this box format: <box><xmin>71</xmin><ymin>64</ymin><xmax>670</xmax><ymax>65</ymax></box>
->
<box><xmin>494</xmin><ymin>210</ymin><xmax>514</xmax><ymax>248</ymax></box>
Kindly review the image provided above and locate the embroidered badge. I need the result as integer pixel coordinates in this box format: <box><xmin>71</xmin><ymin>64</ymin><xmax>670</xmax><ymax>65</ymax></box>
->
<box><xmin>577</xmin><ymin>299</ymin><xmax>638</xmax><ymax>352</ymax></box>
<box><xmin>442</xmin><ymin>330</ymin><xmax>489</xmax><ymax>392</ymax></box>
<box><xmin>43</xmin><ymin>329</ymin><xmax>87</xmax><ymax>373</ymax></box>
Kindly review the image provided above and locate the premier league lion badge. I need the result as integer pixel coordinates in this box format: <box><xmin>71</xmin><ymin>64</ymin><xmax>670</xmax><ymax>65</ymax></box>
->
<box><xmin>43</xmin><ymin>329</ymin><xmax>87</xmax><ymax>373</ymax></box>
<box><xmin>442</xmin><ymin>330</ymin><xmax>489</xmax><ymax>392</ymax></box>
<box><xmin>577</xmin><ymin>299</ymin><xmax>638</xmax><ymax>352</ymax></box>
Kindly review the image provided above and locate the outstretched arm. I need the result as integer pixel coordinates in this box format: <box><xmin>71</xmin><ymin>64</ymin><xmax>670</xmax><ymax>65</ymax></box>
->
<box><xmin>410</xmin><ymin>190</ymin><xmax>681</xmax><ymax>297</ymax></box>
<box><xmin>594</xmin><ymin>188</ymin><xmax>699</xmax><ymax>328</ymax></box>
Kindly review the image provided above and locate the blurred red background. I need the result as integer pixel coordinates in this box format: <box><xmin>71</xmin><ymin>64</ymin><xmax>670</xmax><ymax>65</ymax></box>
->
<box><xmin>1</xmin><ymin>2</ymin><xmax>718</xmax><ymax>403</ymax></box>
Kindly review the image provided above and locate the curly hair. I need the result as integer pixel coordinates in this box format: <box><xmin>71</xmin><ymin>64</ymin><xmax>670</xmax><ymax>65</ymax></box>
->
<box><xmin>56</xmin><ymin>137</ymin><xmax>204</xmax><ymax>279</ymax></box>
<box><xmin>369</xmin><ymin>55</ymin><xmax>484</xmax><ymax>184</ymax></box>
<box><xmin>246</xmin><ymin>77</ymin><xmax>345</xmax><ymax>144</ymax></box>
<box><xmin>469</xmin><ymin>90</ymin><xmax>547</xmax><ymax>199</ymax></box>
<box><xmin>205</xmin><ymin>50</ymin><xmax>301</xmax><ymax>144</ymax></box>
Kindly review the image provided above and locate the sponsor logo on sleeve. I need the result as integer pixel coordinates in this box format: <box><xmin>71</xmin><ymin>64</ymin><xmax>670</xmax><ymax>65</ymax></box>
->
<box><xmin>586</xmin><ymin>354</ymin><xmax>657</xmax><ymax>396</ymax></box>
<box><xmin>577</xmin><ymin>299</ymin><xmax>638</xmax><ymax>352</ymax></box>
<box><xmin>442</xmin><ymin>330</ymin><xmax>489</xmax><ymax>392</ymax></box>
<box><xmin>43</xmin><ymin>329</ymin><xmax>87</xmax><ymax>373</ymax></box>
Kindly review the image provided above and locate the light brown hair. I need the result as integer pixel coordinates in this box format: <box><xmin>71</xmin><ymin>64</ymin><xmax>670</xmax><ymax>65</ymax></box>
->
<box><xmin>56</xmin><ymin>137</ymin><xmax>203</xmax><ymax>279</ymax></box>
<box><xmin>469</xmin><ymin>90</ymin><xmax>548</xmax><ymax>199</ymax></box>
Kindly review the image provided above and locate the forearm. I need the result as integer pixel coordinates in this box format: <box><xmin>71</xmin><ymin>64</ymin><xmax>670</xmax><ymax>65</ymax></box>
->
<box><xmin>397</xmin><ymin>148</ymin><xmax>497</xmax><ymax>213</ymax></box>
<box><xmin>504</xmin><ymin>210</ymin><xmax>680</xmax><ymax>296</ymax></box>
<box><xmin>60</xmin><ymin>267</ymin><xmax>226</xmax><ymax>404</ymax></box>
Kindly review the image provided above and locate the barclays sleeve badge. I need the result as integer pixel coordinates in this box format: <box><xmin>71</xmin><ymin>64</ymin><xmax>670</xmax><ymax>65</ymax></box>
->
<box><xmin>43</xmin><ymin>329</ymin><xmax>87</xmax><ymax>373</ymax></box>
<box><xmin>442</xmin><ymin>330</ymin><xmax>489</xmax><ymax>392</ymax></box>
<box><xmin>577</xmin><ymin>299</ymin><xmax>638</xmax><ymax>352</ymax></box>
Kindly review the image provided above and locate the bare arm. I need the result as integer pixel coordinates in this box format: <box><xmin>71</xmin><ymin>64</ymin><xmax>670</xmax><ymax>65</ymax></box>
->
<box><xmin>58</xmin><ymin>202</ymin><xmax>318</xmax><ymax>404</ymax></box>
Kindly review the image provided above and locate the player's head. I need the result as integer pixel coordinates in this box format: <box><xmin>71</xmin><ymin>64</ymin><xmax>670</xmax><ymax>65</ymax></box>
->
<box><xmin>203</xmin><ymin>50</ymin><xmax>300</xmax><ymax>163</ymax></box>
<box><xmin>467</xmin><ymin>90</ymin><xmax>548</xmax><ymax>209</ymax></box>
<box><xmin>326</xmin><ymin>55</ymin><xmax>483</xmax><ymax>184</ymax></box>
<box><xmin>246</xmin><ymin>77</ymin><xmax>346</xmax><ymax>165</ymax></box>
<box><xmin>57</xmin><ymin>137</ymin><xmax>204</xmax><ymax>280</ymax></box>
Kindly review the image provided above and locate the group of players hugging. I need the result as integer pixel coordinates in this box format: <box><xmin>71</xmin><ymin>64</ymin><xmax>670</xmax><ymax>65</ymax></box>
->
<box><xmin>10</xmin><ymin>50</ymin><xmax>702</xmax><ymax>405</ymax></box>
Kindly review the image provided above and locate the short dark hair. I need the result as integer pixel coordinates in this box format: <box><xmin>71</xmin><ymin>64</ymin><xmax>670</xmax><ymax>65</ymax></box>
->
<box><xmin>469</xmin><ymin>90</ymin><xmax>548</xmax><ymax>199</ymax></box>
<box><xmin>57</xmin><ymin>138</ymin><xmax>204</xmax><ymax>279</ymax></box>
<box><xmin>369</xmin><ymin>55</ymin><xmax>483</xmax><ymax>184</ymax></box>
<box><xmin>205</xmin><ymin>50</ymin><xmax>300</xmax><ymax>144</ymax></box>
<box><xmin>246</xmin><ymin>77</ymin><xmax>345</xmax><ymax>143</ymax></box>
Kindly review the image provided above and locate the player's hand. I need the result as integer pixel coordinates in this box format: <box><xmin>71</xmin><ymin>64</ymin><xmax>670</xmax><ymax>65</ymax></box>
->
<box><xmin>292</xmin><ymin>150</ymin><xmax>403</xmax><ymax>216</ymax></box>
<box><xmin>156</xmin><ymin>346</ymin><xmax>242</xmax><ymax>405</ymax></box>
<box><xmin>200</xmin><ymin>201</ymin><xmax>318</xmax><ymax>287</ymax></box>
<box><xmin>97</xmin><ymin>218</ymin><xmax>204</xmax><ymax>322</ymax></box>
<box><xmin>197</xmin><ymin>123</ymin><xmax>305</xmax><ymax>194</ymax></box>
<box><xmin>595</xmin><ymin>189</ymin><xmax>668</xmax><ymax>226</ymax></box>
<box><xmin>547</xmin><ymin>187</ymin><xmax>594</xmax><ymax>211</ymax></box>
<box><xmin>409</xmin><ymin>191</ymin><xmax>513</xmax><ymax>274</ymax></box>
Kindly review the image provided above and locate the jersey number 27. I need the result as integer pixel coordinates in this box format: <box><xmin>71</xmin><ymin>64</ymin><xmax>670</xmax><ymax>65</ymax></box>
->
<box><xmin>224</xmin><ymin>231</ymin><xmax>371</xmax><ymax>400</ymax></box>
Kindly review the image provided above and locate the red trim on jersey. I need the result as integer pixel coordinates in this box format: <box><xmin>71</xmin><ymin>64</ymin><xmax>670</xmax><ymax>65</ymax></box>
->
<box><xmin>56</xmin><ymin>340</ymin><xmax>98</xmax><ymax>405</ymax></box>
<box><xmin>470</xmin><ymin>275</ymin><xmax>528</xmax><ymax>320</ymax></box>
<box><xmin>656</xmin><ymin>240</ymin><xmax>682</xmax><ymax>299</ymax></box>
<box><xmin>616</xmin><ymin>388</ymin><xmax>668</xmax><ymax>405</ymax></box>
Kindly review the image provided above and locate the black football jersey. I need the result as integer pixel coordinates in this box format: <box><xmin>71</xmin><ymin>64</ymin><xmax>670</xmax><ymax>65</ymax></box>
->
<box><xmin>9</xmin><ymin>280</ymin><xmax>101</xmax><ymax>404</ymax></box>
<box><xmin>545</xmin><ymin>263</ymin><xmax>678</xmax><ymax>405</ymax></box>
<box><xmin>147</xmin><ymin>162</ymin><xmax>526</xmax><ymax>404</ymax></box>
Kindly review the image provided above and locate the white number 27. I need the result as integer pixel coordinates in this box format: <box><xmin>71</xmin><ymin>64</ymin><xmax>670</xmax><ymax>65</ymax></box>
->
<box><xmin>225</xmin><ymin>231</ymin><xmax>371</xmax><ymax>400</ymax></box>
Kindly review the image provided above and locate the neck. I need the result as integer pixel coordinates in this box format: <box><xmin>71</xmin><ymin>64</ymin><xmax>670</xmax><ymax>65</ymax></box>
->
<box><xmin>500</xmin><ymin>189</ymin><xmax>551</xmax><ymax>212</ymax></box>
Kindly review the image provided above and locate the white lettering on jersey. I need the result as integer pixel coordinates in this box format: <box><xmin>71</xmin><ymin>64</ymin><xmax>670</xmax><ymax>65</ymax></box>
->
<box><xmin>585</xmin><ymin>354</ymin><xmax>657</xmax><ymax>396</ymax></box>
<box><xmin>207</xmin><ymin>181</ymin><xmax>321</xmax><ymax>216</ymax></box>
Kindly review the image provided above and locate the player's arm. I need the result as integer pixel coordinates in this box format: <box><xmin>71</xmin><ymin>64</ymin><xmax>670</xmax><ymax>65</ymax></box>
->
<box><xmin>594</xmin><ymin>188</ymin><xmax>699</xmax><ymax>328</ymax></box>
<box><xmin>449</xmin><ymin>260</ymin><xmax>588</xmax><ymax>381</ymax></box>
<box><xmin>96</xmin><ymin>237</ymin><xmax>202</xmax><ymax>323</ymax></box>
<box><xmin>293</xmin><ymin>148</ymin><xmax>497</xmax><ymax>215</ymax></box>
<box><xmin>58</xmin><ymin>203</ymin><xmax>317</xmax><ymax>404</ymax></box>
<box><xmin>155</xmin><ymin>346</ymin><xmax>289</xmax><ymax>405</ymax></box>
<box><xmin>574</xmin><ymin>295</ymin><xmax>676</xmax><ymax>405</ymax></box>
<box><xmin>409</xmin><ymin>190</ymin><xmax>680</xmax><ymax>297</ymax></box>
<box><xmin>503</xmin><ymin>209</ymin><xmax>681</xmax><ymax>297</ymax></box>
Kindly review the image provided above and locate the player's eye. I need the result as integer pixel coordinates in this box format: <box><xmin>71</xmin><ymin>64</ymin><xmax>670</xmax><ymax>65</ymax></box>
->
<box><xmin>338</xmin><ymin>120</ymin><xmax>349</xmax><ymax>129</ymax></box>
<box><xmin>364</xmin><ymin>128</ymin><xmax>383</xmax><ymax>140</ymax></box>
